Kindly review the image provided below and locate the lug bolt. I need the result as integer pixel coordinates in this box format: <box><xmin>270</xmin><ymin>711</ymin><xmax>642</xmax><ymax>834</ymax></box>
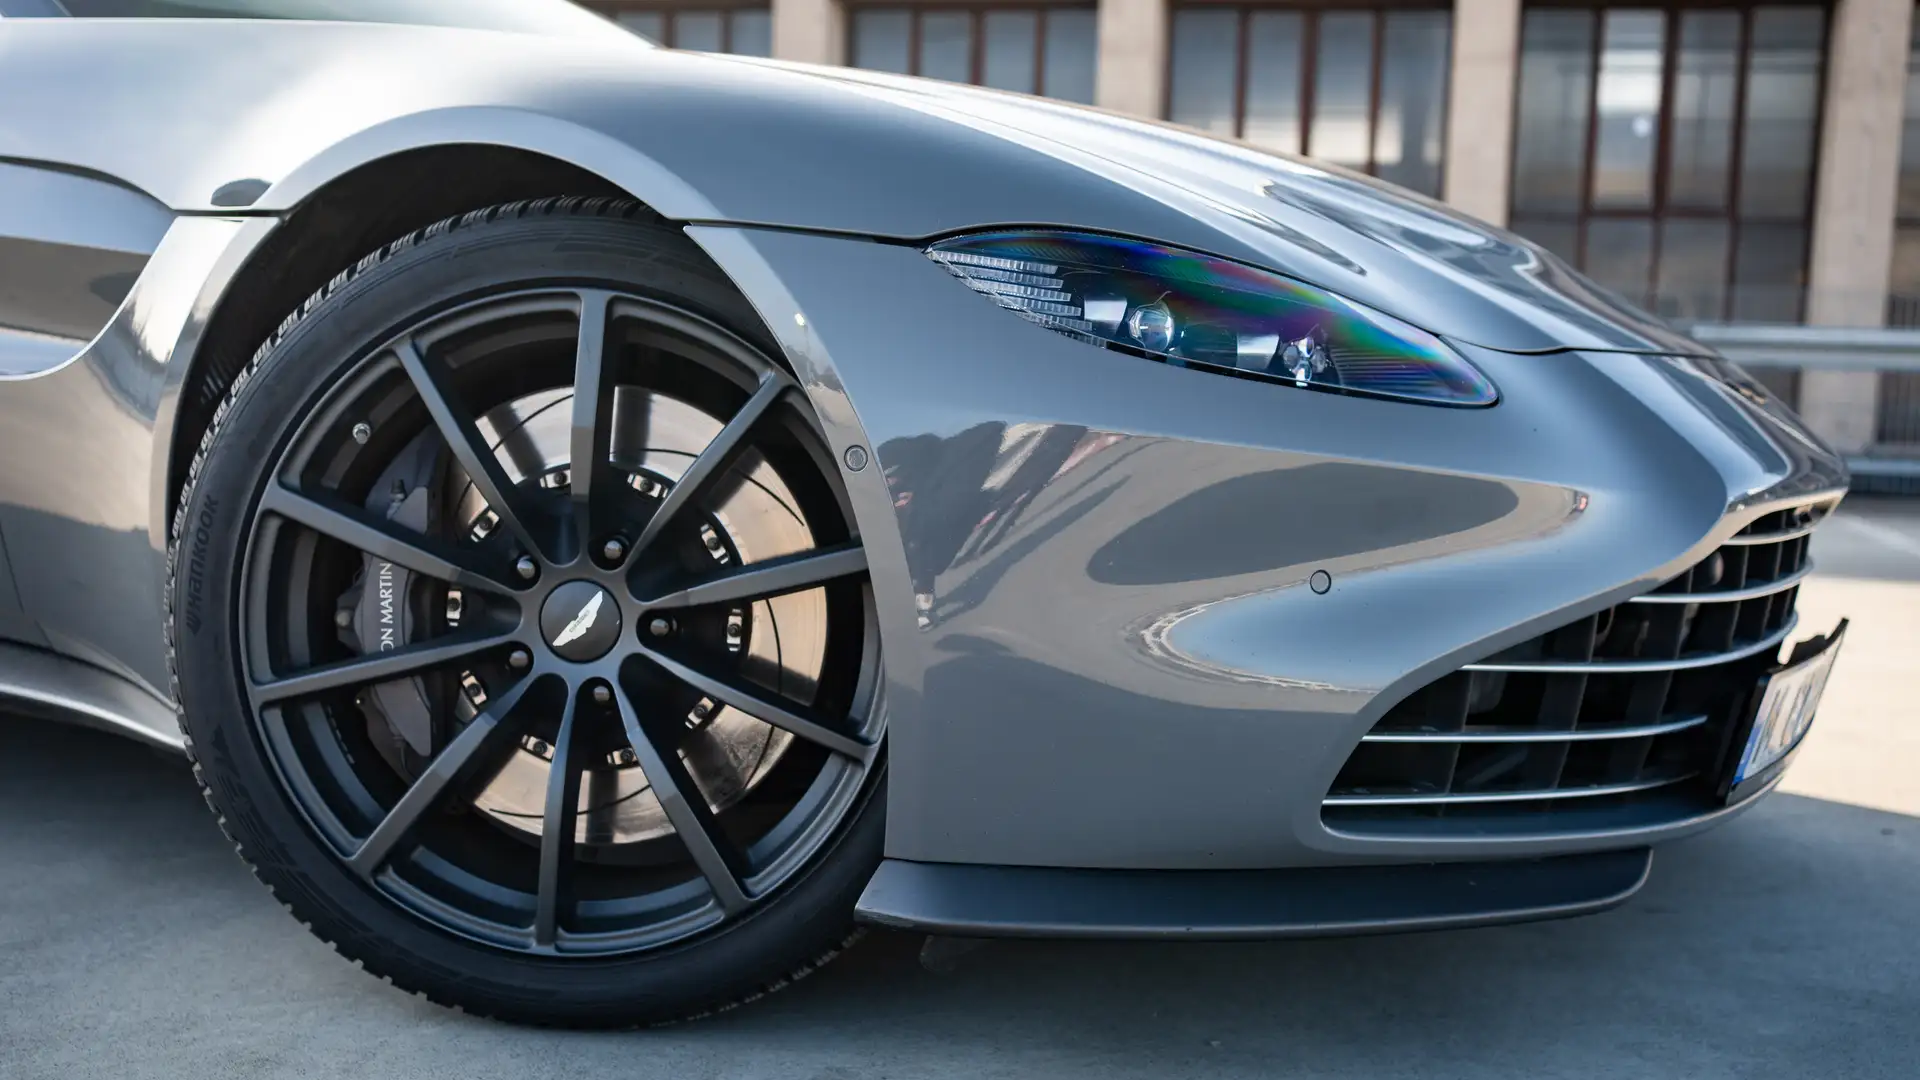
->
<box><xmin>648</xmin><ymin>617</ymin><xmax>674</xmax><ymax>638</ymax></box>
<box><xmin>601</xmin><ymin>537</ymin><xmax>627</xmax><ymax>564</ymax></box>
<box><xmin>334</xmin><ymin>609</ymin><xmax>353</xmax><ymax>629</ymax></box>
<box><xmin>508</xmin><ymin>649</ymin><xmax>532</xmax><ymax>671</ymax></box>
<box><xmin>592</xmin><ymin>684</ymin><xmax>612</xmax><ymax>705</ymax></box>
<box><xmin>515</xmin><ymin>555</ymin><xmax>537</xmax><ymax>581</ymax></box>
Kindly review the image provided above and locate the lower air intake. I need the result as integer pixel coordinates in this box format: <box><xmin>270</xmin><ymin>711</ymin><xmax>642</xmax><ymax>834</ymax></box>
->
<box><xmin>1323</xmin><ymin>500</ymin><xmax>1836</xmax><ymax>833</ymax></box>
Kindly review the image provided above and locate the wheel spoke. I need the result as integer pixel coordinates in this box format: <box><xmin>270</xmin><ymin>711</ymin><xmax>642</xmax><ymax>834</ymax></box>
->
<box><xmin>533</xmin><ymin>688</ymin><xmax>586</xmax><ymax>948</ymax></box>
<box><xmin>630</xmin><ymin>372</ymin><xmax>790</xmax><ymax>558</ymax></box>
<box><xmin>637</xmin><ymin>542</ymin><xmax>866</xmax><ymax>611</ymax></box>
<box><xmin>252</xmin><ymin>630</ymin><xmax>517</xmax><ymax>705</ymax></box>
<box><xmin>568</xmin><ymin>290</ymin><xmax>617</xmax><ymax>546</ymax></box>
<box><xmin>260</xmin><ymin>483</ymin><xmax>513</xmax><ymax>594</ymax></box>
<box><xmin>611</xmin><ymin>685</ymin><xmax>751</xmax><ymax>913</ymax></box>
<box><xmin>638</xmin><ymin>647</ymin><xmax>876</xmax><ymax>764</ymax></box>
<box><xmin>392</xmin><ymin>337</ymin><xmax>548</xmax><ymax>562</ymax></box>
<box><xmin>347</xmin><ymin>675</ymin><xmax>536</xmax><ymax>879</ymax></box>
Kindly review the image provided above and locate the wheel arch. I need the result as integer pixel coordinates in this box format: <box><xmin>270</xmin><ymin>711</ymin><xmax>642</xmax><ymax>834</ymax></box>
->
<box><xmin>155</xmin><ymin>114</ymin><xmax>758</xmax><ymax>544</ymax></box>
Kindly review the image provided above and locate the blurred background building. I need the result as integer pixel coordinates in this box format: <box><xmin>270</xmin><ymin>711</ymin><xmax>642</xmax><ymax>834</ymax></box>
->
<box><xmin>580</xmin><ymin>0</ymin><xmax>1920</xmax><ymax>473</ymax></box>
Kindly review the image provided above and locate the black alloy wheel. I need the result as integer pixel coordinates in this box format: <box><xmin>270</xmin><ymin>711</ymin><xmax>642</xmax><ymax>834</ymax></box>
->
<box><xmin>169</xmin><ymin>200</ymin><xmax>886</xmax><ymax>1025</ymax></box>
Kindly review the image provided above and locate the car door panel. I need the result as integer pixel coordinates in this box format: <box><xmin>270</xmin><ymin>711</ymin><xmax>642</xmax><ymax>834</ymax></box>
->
<box><xmin>0</xmin><ymin>142</ymin><xmax>178</xmax><ymax>686</ymax></box>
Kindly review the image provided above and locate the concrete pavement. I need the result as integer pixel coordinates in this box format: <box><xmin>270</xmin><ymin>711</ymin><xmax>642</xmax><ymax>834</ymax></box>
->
<box><xmin>2</xmin><ymin>500</ymin><xmax>1917</xmax><ymax>1079</ymax></box>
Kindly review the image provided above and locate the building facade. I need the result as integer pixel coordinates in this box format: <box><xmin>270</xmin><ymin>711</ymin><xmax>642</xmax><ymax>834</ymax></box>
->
<box><xmin>583</xmin><ymin>0</ymin><xmax>1920</xmax><ymax>456</ymax></box>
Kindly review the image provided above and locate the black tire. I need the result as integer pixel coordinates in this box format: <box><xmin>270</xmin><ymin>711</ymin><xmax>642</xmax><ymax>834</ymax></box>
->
<box><xmin>166</xmin><ymin>198</ymin><xmax>885</xmax><ymax>1027</ymax></box>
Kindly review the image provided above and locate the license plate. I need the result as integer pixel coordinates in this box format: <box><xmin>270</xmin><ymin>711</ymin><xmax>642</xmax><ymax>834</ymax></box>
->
<box><xmin>1733</xmin><ymin>621</ymin><xmax>1847</xmax><ymax>786</ymax></box>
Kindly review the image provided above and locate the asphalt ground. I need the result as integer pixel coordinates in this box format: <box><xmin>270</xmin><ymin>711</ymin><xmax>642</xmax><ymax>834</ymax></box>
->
<box><xmin>3</xmin><ymin>499</ymin><xmax>1917</xmax><ymax>1079</ymax></box>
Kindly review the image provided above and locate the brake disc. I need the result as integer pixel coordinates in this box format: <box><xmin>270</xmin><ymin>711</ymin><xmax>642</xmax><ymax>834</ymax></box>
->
<box><xmin>339</xmin><ymin>384</ymin><xmax>829</xmax><ymax>850</ymax></box>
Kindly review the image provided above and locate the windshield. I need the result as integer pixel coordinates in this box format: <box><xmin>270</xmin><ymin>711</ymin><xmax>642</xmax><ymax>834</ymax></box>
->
<box><xmin>53</xmin><ymin>0</ymin><xmax>633</xmax><ymax>38</ymax></box>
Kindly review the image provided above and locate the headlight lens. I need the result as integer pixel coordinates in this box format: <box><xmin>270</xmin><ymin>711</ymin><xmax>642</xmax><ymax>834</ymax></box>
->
<box><xmin>925</xmin><ymin>231</ymin><xmax>1497</xmax><ymax>407</ymax></box>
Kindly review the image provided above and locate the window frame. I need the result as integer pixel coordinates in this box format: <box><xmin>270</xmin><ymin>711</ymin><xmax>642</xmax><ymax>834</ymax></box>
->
<box><xmin>1507</xmin><ymin>0</ymin><xmax>1832</xmax><ymax>323</ymax></box>
<box><xmin>1889</xmin><ymin>11</ymin><xmax>1920</xmax><ymax>327</ymax></box>
<box><xmin>1160</xmin><ymin>0</ymin><xmax>1455</xmax><ymax>191</ymax></box>
<box><xmin>584</xmin><ymin>0</ymin><xmax>770</xmax><ymax>52</ymax></box>
<box><xmin>844</xmin><ymin>1</ymin><xmax>1096</xmax><ymax>93</ymax></box>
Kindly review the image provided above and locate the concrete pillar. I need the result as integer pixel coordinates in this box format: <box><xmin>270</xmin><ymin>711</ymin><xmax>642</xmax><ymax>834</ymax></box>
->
<box><xmin>772</xmin><ymin>0</ymin><xmax>843</xmax><ymax>65</ymax></box>
<box><xmin>1442</xmin><ymin>0</ymin><xmax>1522</xmax><ymax>227</ymax></box>
<box><xmin>1096</xmin><ymin>0</ymin><xmax>1168</xmax><ymax>119</ymax></box>
<box><xmin>1802</xmin><ymin>0</ymin><xmax>1912</xmax><ymax>452</ymax></box>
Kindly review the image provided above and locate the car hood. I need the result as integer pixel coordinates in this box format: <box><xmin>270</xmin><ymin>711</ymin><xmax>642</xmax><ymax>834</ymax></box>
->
<box><xmin>1</xmin><ymin>19</ymin><xmax>1696</xmax><ymax>354</ymax></box>
<box><xmin>742</xmin><ymin>65</ymin><xmax>1701</xmax><ymax>356</ymax></box>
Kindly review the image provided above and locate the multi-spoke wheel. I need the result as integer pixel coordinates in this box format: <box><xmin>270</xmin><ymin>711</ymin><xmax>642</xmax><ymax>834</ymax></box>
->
<box><xmin>168</xmin><ymin>200</ymin><xmax>885</xmax><ymax>1025</ymax></box>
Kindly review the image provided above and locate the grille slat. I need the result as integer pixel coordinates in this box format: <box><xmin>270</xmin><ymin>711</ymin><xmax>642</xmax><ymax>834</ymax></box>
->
<box><xmin>1632</xmin><ymin>560</ymin><xmax>1813</xmax><ymax>603</ymax></box>
<box><xmin>1323</xmin><ymin>772</ymin><xmax>1697</xmax><ymax>807</ymax></box>
<box><xmin>1361</xmin><ymin>714</ymin><xmax>1708</xmax><ymax>743</ymax></box>
<box><xmin>1326</xmin><ymin>500</ymin><xmax>1836</xmax><ymax>828</ymax></box>
<box><xmin>1463</xmin><ymin>616</ymin><xmax>1796</xmax><ymax>674</ymax></box>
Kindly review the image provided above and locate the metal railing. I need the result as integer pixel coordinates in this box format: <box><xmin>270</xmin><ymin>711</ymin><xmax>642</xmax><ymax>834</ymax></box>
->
<box><xmin>1685</xmin><ymin>321</ymin><xmax>1920</xmax><ymax>488</ymax></box>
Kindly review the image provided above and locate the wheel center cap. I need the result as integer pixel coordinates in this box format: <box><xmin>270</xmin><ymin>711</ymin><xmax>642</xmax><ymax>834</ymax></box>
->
<box><xmin>540</xmin><ymin>580</ymin><xmax>621</xmax><ymax>663</ymax></box>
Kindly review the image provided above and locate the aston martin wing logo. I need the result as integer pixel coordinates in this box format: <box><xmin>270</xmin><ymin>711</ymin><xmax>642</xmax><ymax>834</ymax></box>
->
<box><xmin>553</xmin><ymin>591</ymin><xmax>605</xmax><ymax>648</ymax></box>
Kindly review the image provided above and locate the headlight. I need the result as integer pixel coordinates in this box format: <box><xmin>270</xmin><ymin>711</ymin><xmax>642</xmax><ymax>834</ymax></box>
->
<box><xmin>925</xmin><ymin>231</ymin><xmax>1497</xmax><ymax>407</ymax></box>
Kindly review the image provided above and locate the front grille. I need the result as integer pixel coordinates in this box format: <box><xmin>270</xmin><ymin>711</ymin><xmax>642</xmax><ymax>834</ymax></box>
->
<box><xmin>1324</xmin><ymin>500</ymin><xmax>1837</xmax><ymax>831</ymax></box>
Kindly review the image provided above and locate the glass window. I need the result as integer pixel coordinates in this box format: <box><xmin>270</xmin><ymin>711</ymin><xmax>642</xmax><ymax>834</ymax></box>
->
<box><xmin>1166</xmin><ymin>3</ymin><xmax>1453</xmax><ymax>198</ymax></box>
<box><xmin>1373</xmin><ymin>11</ymin><xmax>1450</xmax><ymax>196</ymax></box>
<box><xmin>983</xmin><ymin>11</ymin><xmax>1040</xmax><ymax>94</ymax></box>
<box><xmin>1168</xmin><ymin>10</ymin><xmax>1239</xmax><ymax>136</ymax></box>
<box><xmin>849</xmin><ymin>6</ymin><xmax>1098</xmax><ymax>103</ymax></box>
<box><xmin>919</xmin><ymin>11</ymin><xmax>972</xmax><ymax>82</ymax></box>
<box><xmin>1729</xmin><ymin>221</ymin><xmax>1809</xmax><ymax>321</ymax></box>
<box><xmin>592</xmin><ymin>4</ymin><xmax>772</xmax><ymax>53</ymax></box>
<box><xmin>674</xmin><ymin>9</ymin><xmax>723</xmax><ymax>50</ymax></box>
<box><xmin>1041</xmin><ymin>9</ymin><xmax>1097</xmax><ymax>103</ymax></box>
<box><xmin>1894</xmin><ymin>18</ymin><xmax>1920</xmax><ymax>325</ymax></box>
<box><xmin>1590</xmin><ymin>11</ymin><xmax>1664</xmax><ymax>210</ymax></box>
<box><xmin>615</xmin><ymin>10</ymin><xmax>664</xmax><ymax>40</ymax></box>
<box><xmin>730</xmin><ymin>8</ymin><xmax>770</xmax><ymax>55</ymax></box>
<box><xmin>1655</xmin><ymin>217</ymin><xmax>1732</xmax><ymax>321</ymax></box>
<box><xmin>1508</xmin><ymin>3</ymin><xmax>1827</xmax><ymax>322</ymax></box>
<box><xmin>1586</xmin><ymin>216</ymin><xmax>1657</xmax><ymax>300</ymax></box>
<box><xmin>1667</xmin><ymin>11</ymin><xmax>1740</xmax><ymax>211</ymax></box>
<box><xmin>1881</xmin><ymin>19</ymin><xmax>1920</xmax><ymax>441</ymax></box>
<box><xmin>1311</xmin><ymin>12</ymin><xmax>1377</xmax><ymax>171</ymax></box>
<box><xmin>1737</xmin><ymin>8</ymin><xmax>1824</xmax><ymax>218</ymax></box>
<box><xmin>1243</xmin><ymin>12</ymin><xmax>1305</xmax><ymax>152</ymax></box>
<box><xmin>851</xmin><ymin>8</ymin><xmax>911</xmax><ymax>72</ymax></box>
<box><xmin>1513</xmin><ymin>10</ymin><xmax>1595</xmax><ymax>213</ymax></box>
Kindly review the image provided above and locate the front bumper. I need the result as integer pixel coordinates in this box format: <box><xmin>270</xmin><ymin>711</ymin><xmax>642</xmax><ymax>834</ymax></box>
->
<box><xmin>690</xmin><ymin>224</ymin><xmax>1849</xmax><ymax>872</ymax></box>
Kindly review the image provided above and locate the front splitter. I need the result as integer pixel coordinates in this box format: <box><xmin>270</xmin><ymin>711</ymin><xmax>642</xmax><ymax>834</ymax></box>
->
<box><xmin>855</xmin><ymin>849</ymin><xmax>1652</xmax><ymax>939</ymax></box>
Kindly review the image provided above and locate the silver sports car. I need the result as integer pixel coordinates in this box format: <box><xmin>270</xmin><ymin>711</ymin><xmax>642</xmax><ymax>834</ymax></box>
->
<box><xmin>0</xmin><ymin>0</ymin><xmax>1849</xmax><ymax>1026</ymax></box>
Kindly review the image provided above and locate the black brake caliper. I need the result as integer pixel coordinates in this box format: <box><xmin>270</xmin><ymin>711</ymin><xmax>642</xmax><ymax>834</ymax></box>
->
<box><xmin>335</xmin><ymin>435</ymin><xmax>443</xmax><ymax>763</ymax></box>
